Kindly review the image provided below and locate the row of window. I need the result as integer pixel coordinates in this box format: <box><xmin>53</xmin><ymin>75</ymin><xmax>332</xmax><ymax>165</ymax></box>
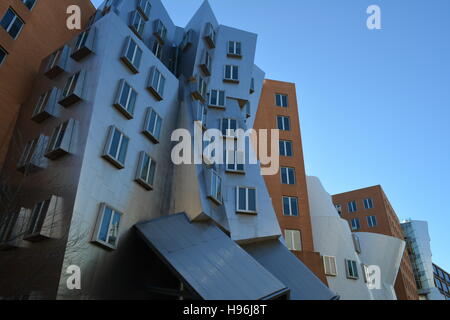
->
<box><xmin>350</xmin><ymin>215</ymin><xmax>378</xmax><ymax>231</ymax></box>
<box><xmin>323</xmin><ymin>256</ymin><xmax>370</xmax><ymax>281</ymax></box>
<box><xmin>335</xmin><ymin>197</ymin><xmax>374</xmax><ymax>215</ymax></box>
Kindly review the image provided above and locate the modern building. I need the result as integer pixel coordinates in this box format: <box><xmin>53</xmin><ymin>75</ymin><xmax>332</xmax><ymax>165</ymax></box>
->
<box><xmin>0</xmin><ymin>0</ymin><xmax>336</xmax><ymax>300</ymax></box>
<box><xmin>433</xmin><ymin>263</ymin><xmax>450</xmax><ymax>300</ymax></box>
<box><xmin>0</xmin><ymin>0</ymin><xmax>95</xmax><ymax>171</ymax></box>
<box><xmin>400</xmin><ymin>220</ymin><xmax>445</xmax><ymax>300</ymax></box>
<box><xmin>253</xmin><ymin>80</ymin><xmax>327</xmax><ymax>284</ymax></box>
<box><xmin>332</xmin><ymin>186</ymin><xmax>419</xmax><ymax>300</ymax></box>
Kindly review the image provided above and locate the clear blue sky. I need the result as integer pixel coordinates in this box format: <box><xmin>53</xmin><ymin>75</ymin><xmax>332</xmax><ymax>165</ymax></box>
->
<box><xmin>91</xmin><ymin>0</ymin><xmax>450</xmax><ymax>271</ymax></box>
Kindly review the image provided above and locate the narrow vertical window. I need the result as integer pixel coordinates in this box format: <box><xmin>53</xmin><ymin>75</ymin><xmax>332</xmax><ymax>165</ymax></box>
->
<box><xmin>143</xmin><ymin>108</ymin><xmax>162</xmax><ymax>143</ymax></box>
<box><xmin>0</xmin><ymin>46</ymin><xmax>8</xmax><ymax>66</ymax></box>
<box><xmin>348</xmin><ymin>201</ymin><xmax>357</xmax><ymax>213</ymax></box>
<box><xmin>121</xmin><ymin>37</ymin><xmax>142</xmax><ymax>73</ymax></box>
<box><xmin>363</xmin><ymin>198</ymin><xmax>374</xmax><ymax>209</ymax></box>
<box><xmin>136</xmin><ymin>152</ymin><xmax>156</xmax><ymax>190</ymax></box>
<box><xmin>1</xmin><ymin>8</ymin><xmax>25</xmax><ymax>39</ymax></box>
<box><xmin>103</xmin><ymin>127</ymin><xmax>129</xmax><ymax>169</ymax></box>
<box><xmin>351</xmin><ymin>218</ymin><xmax>360</xmax><ymax>231</ymax></box>
<box><xmin>114</xmin><ymin>80</ymin><xmax>137</xmax><ymax>119</ymax></box>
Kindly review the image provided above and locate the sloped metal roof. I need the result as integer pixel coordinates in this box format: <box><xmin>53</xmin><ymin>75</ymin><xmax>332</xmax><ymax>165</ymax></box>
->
<box><xmin>242</xmin><ymin>240</ymin><xmax>339</xmax><ymax>300</ymax></box>
<box><xmin>135</xmin><ymin>213</ymin><xmax>288</xmax><ymax>300</ymax></box>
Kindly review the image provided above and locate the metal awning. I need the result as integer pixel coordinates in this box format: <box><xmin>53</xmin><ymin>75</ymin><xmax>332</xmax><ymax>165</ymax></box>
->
<box><xmin>135</xmin><ymin>213</ymin><xmax>289</xmax><ymax>300</ymax></box>
<box><xmin>242</xmin><ymin>239</ymin><xmax>339</xmax><ymax>300</ymax></box>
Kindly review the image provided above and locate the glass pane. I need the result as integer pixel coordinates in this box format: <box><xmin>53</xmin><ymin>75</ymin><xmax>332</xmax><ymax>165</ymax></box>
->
<box><xmin>128</xmin><ymin>88</ymin><xmax>137</xmax><ymax>113</ymax></box>
<box><xmin>281</xmin><ymin>168</ymin><xmax>287</xmax><ymax>184</ymax></box>
<box><xmin>119</xmin><ymin>82</ymin><xmax>130</xmax><ymax>107</ymax></box>
<box><xmin>148</xmin><ymin>160</ymin><xmax>156</xmax><ymax>186</ymax></box>
<box><xmin>118</xmin><ymin>136</ymin><xmax>129</xmax><ymax>164</ymax></box>
<box><xmin>286</xmin><ymin>142</ymin><xmax>292</xmax><ymax>156</ymax></box>
<box><xmin>284</xmin><ymin>117</ymin><xmax>290</xmax><ymax>130</ymax></box>
<box><xmin>148</xmin><ymin>110</ymin><xmax>156</xmax><ymax>134</ymax></box>
<box><xmin>225</xmin><ymin>66</ymin><xmax>231</xmax><ymax>79</ymax></box>
<box><xmin>238</xmin><ymin>187</ymin><xmax>246</xmax><ymax>211</ymax></box>
<box><xmin>277</xmin><ymin>117</ymin><xmax>283</xmax><ymax>130</ymax></box>
<box><xmin>288</xmin><ymin>168</ymin><xmax>295</xmax><ymax>184</ymax></box>
<box><xmin>158</xmin><ymin>76</ymin><xmax>165</xmax><ymax>96</ymax></box>
<box><xmin>210</xmin><ymin>90</ymin><xmax>218</xmax><ymax>105</ymax></box>
<box><xmin>291</xmin><ymin>198</ymin><xmax>298</xmax><ymax>216</ymax></box>
<box><xmin>283</xmin><ymin>197</ymin><xmax>290</xmax><ymax>215</ymax></box>
<box><xmin>248</xmin><ymin>189</ymin><xmax>256</xmax><ymax>212</ymax></box>
<box><xmin>140</xmin><ymin>154</ymin><xmax>150</xmax><ymax>181</ymax></box>
<box><xmin>154</xmin><ymin>116</ymin><xmax>162</xmax><ymax>140</ymax></box>
<box><xmin>54</xmin><ymin>122</ymin><xmax>68</xmax><ymax>149</ymax></box>
<box><xmin>219</xmin><ymin>91</ymin><xmax>225</xmax><ymax>106</ymax></box>
<box><xmin>279</xmin><ymin>141</ymin><xmax>285</xmax><ymax>156</ymax></box>
<box><xmin>236</xmin><ymin>42</ymin><xmax>241</xmax><ymax>55</ymax></box>
<box><xmin>126</xmin><ymin>40</ymin><xmax>137</xmax><ymax>62</ymax></box>
<box><xmin>108</xmin><ymin>211</ymin><xmax>121</xmax><ymax>245</ymax></box>
<box><xmin>98</xmin><ymin>207</ymin><xmax>112</xmax><ymax>242</ymax></box>
<box><xmin>1</xmin><ymin>9</ymin><xmax>15</xmax><ymax>30</ymax></box>
<box><xmin>109</xmin><ymin>129</ymin><xmax>121</xmax><ymax>158</ymax></box>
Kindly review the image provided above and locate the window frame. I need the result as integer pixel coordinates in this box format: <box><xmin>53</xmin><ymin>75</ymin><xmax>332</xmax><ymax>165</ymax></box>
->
<box><xmin>147</xmin><ymin>66</ymin><xmax>165</xmax><ymax>100</ymax></box>
<box><xmin>129</xmin><ymin>10</ymin><xmax>145</xmax><ymax>38</ymax></box>
<box><xmin>208</xmin><ymin>89</ymin><xmax>226</xmax><ymax>108</ymax></box>
<box><xmin>114</xmin><ymin>79</ymin><xmax>137</xmax><ymax>119</ymax></box>
<box><xmin>24</xmin><ymin>199</ymin><xmax>51</xmax><ymax>241</ymax></box>
<box><xmin>345</xmin><ymin>259</ymin><xmax>359</xmax><ymax>280</ymax></box>
<box><xmin>224</xmin><ymin>65</ymin><xmax>239</xmax><ymax>83</ymax></box>
<box><xmin>282</xmin><ymin>196</ymin><xmax>299</xmax><ymax>217</ymax></box>
<box><xmin>277</xmin><ymin>115</ymin><xmax>291</xmax><ymax>131</ymax></box>
<box><xmin>221</xmin><ymin>118</ymin><xmax>238</xmax><ymax>138</ymax></box>
<box><xmin>225</xmin><ymin>145</ymin><xmax>245</xmax><ymax>174</ymax></box>
<box><xmin>236</xmin><ymin>186</ymin><xmax>257</xmax><ymax>214</ymax></box>
<box><xmin>22</xmin><ymin>0</ymin><xmax>38</xmax><ymax>10</ymax></box>
<box><xmin>153</xmin><ymin>19</ymin><xmax>167</xmax><ymax>44</ymax></box>
<box><xmin>363</xmin><ymin>198</ymin><xmax>374</xmax><ymax>209</ymax></box>
<box><xmin>227</xmin><ymin>41</ymin><xmax>242</xmax><ymax>58</ymax></box>
<box><xmin>121</xmin><ymin>36</ymin><xmax>142</xmax><ymax>73</ymax></box>
<box><xmin>143</xmin><ymin>107</ymin><xmax>162</xmax><ymax>143</ymax></box>
<box><xmin>275</xmin><ymin>94</ymin><xmax>289</xmax><ymax>107</ymax></box>
<box><xmin>351</xmin><ymin>218</ymin><xmax>361</xmax><ymax>231</ymax></box>
<box><xmin>102</xmin><ymin>126</ymin><xmax>130</xmax><ymax>169</ymax></box>
<box><xmin>367</xmin><ymin>215</ymin><xmax>378</xmax><ymax>228</ymax></box>
<box><xmin>204</xmin><ymin>23</ymin><xmax>216</xmax><ymax>49</ymax></box>
<box><xmin>92</xmin><ymin>203</ymin><xmax>123</xmax><ymax>250</ymax></box>
<box><xmin>135</xmin><ymin>151</ymin><xmax>157</xmax><ymax>190</ymax></box>
<box><xmin>323</xmin><ymin>256</ymin><xmax>337</xmax><ymax>276</ymax></box>
<box><xmin>137</xmin><ymin>0</ymin><xmax>151</xmax><ymax>20</ymax></box>
<box><xmin>279</xmin><ymin>140</ymin><xmax>293</xmax><ymax>157</ymax></box>
<box><xmin>209</xmin><ymin>170</ymin><xmax>223</xmax><ymax>205</ymax></box>
<box><xmin>1</xmin><ymin>8</ymin><xmax>25</xmax><ymax>39</ymax></box>
<box><xmin>281</xmin><ymin>167</ymin><xmax>296</xmax><ymax>185</ymax></box>
<box><xmin>285</xmin><ymin>229</ymin><xmax>302</xmax><ymax>251</ymax></box>
<box><xmin>0</xmin><ymin>46</ymin><xmax>8</xmax><ymax>66</ymax></box>
<box><xmin>45</xmin><ymin>119</ymin><xmax>76</xmax><ymax>160</ymax></box>
<box><xmin>348</xmin><ymin>201</ymin><xmax>357</xmax><ymax>213</ymax></box>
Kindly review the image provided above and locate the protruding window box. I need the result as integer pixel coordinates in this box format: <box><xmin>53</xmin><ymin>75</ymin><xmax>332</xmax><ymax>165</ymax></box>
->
<box><xmin>113</xmin><ymin>80</ymin><xmax>137</xmax><ymax>119</ymax></box>
<box><xmin>137</xmin><ymin>0</ymin><xmax>151</xmax><ymax>21</ymax></box>
<box><xmin>129</xmin><ymin>10</ymin><xmax>146</xmax><ymax>39</ymax></box>
<box><xmin>206</xmin><ymin>168</ymin><xmax>223</xmax><ymax>205</ymax></box>
<box><xmin>135</xmin><ymin>151</ymin><xmax>156</xmax><ymax>191</ymax></box>
<box><xmin>91</xmin><ymin>203</ymin><xmax>123</xmax><ymax>250</ymax></box>
<box><xmin>204</xmin><ymin>23</ymin><xmax>216</xmax><ymax>49</ymax></box>
<box><xmin>143</xmin><ymin>108</ymin><xmax>162</xmax><ymax>144</ymax></box>
<box><xmin>17</xmin><ymin>135</ymin><xmax>48</xmax><ymax>173</ymax></box>
<box><xmin>59</xmin><ymin>70</ymin><xmax>86</xmax><ymax>107</ymax></box>
<box><xmin>194</xmin><ymin>101</ymin><xmax>208</xmax><ymax>130</ymax></box>
<box><xmin>102</xmin><ymin>126</ymin><xmax>129</xmax><ymax>169</ymax></box>
<box><xmin>0</xmin><ymin>208</ymin><xmax>30</xmax><ymax>250</ymax></box>
<box><xmin>190</xmin><ymin>76</ymin><xmax>207</xmax><ymax>102</ymax></box>
<box><xmin>199</xmin><ymin>50</ymin><xmax>212</xmax><ymax>76</ymax></box>
<box><xmin>71</xmin><ymin>27</ymin><xmax>96</xmax><ymax>61</ymax></box>
<box><xmin>45</xmin><ymin>119</ymin><xmax>76</xmax><ymax>160</ymax></box>
<box><xmin>23</xmin><ymin>196</ymin><xmax>64</xmax><ymax>242</ymax></box>
<box><xmin>31</xmin><ymin>88</ymin><xmax>59</xmax><ymax>123</ymax></box>
<box><xmin>153</xmin><ymin>19</ymin><xmax>167</xmax><ymax>44</ymax></box>
<box><xmin>180</xmin><ymin>29</ymin><xmax>193</xmax><ymax>52</ymax></box>
<box><xmin>147</xmin><ymin>66</ymin><xmax>165</xmax><ymax>101</ymax></box>
<box><xmin>43</xmin><ymin>45</ymin><xmax>70</xmax><ymax>79</ymax></box>
<box><xmin>120</xmin><ymin>36</ymin><xmax>143</xmax><ymax>74</ymax></box>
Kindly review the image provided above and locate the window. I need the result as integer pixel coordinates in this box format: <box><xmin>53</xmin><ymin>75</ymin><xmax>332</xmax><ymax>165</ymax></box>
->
<box><xmin>200</xmin><ymin>50</ymin><xmax>212</xmax><ymax>76</ymax></box>
<box><xmin>224</xmin><ymin>65</ymin><xmax>239</xmax><ymax>82</ymax></box>
<box><xmin>17</xmin><ymin>135</ymin><xmax>47</xmax><ymax>172</ymax></box>
<box><xmin>121</xmin><ymin>37</ymin><xmax>142</xmax><ymax>73</ymax></box>
<box><xmin>180</xmin><ymin>29</ymin><xmax>193</xmax><ymax>51</ymax></box>
<box><xmin>92</xmin><ymin>203</ymin><xmax>123</xmax><ymax>250</ymax></box>
<box><xmin>44</xmin><ymin>45</ymin><xmax>70</xmax><ymax>79</ymax></box>
<box><xmin>364</xmin><ymin>198</ymin><xmax>374</xmax><ymax>209</ymax></box>
<box><xmin>435</xmin><ymin>278</ymin><xmax>442</xmax><ymax>290</ymax></box>
<box><xmin>1</xmin><ymin>8</ymin><xmax>24</xmax><ymax>39</ymax></box>
<box><xmin>285</xmin><ymin>230</ymin><xmax>302</xmax><ymax>251</ymax></box>
<box><xmin>281</xmin><ymin>167</ymin><xmax>296</xmax><ymax>185</ymax></box>
<box><xmin>283</xmin><ymin>196</ymin><xmax>299</xmax><ymax>216</ymax></box>
<box><xmin>0</xmin><ymin>46</ymin><xmax>8</xmax><ymax>66</ymax></box>
<box><xmin>24</xmin><ymin>199</ymin><xmax>51</xmax><ymax>241</ymax></box>
<box><xmin>345</xmin><ymin>259</ymin><xmax>359</xmax><ymax>279</ymax></box>
<box><xmin>276</xmin><ymin>94</ymin><xmax>288</xmax><ymax>107</ymax></box>
<box><xmin>226</xmin><ymin>146</ymin><xmax>245</xmax><ymax>173</ymax></box>
<box><xmin>22</xmin><ymin>0</ymin><xmax>37</xmax><ymax>10</ymax></box>
<box><xmin>59</xmin><ymin>71</ymin><xmax>85</xmax><ymax>107</ymax></box>
<box><xmin>151</xmin><ymin>40</ymin><xmax>163</xmax><ymax>60</ymax></box>
<box><xmin>135</xmin><ymin>152</ymin><xmax>156</xmax><ymax>190</ymax></box>
<box><xmin>129</xmin><ymin>10</ymin><xmax>145</xmax><ymax>38</ymax></box>
<box><xmin>367</xmin><ymin>215</ymin><xmax>377</xmax><ymax>228</ymax></box>
<box><xmin>323</xmin><ymin>256</ymin><xmax>337</xmax><ymax>276</ymax></box>
<box><xmin>221</xmin><ymin>118</ymin><xmax>237</xmax><ymax>137</ymax></box>
<box><xmin>279</xmin><ymin>140</ymin><xmax>293</xmax><ymax>157</ymax></box>
<box><xmin>197</xmin><ymin>76</ymin><xmax>207</xmax><ymax>100</ymax></box>
<box><xmin>236</xmin><ymin>187</ymin><xmax>257</xmax><ymax>214</ymax></box>
<box><xmin>32</xmin><ymin>88</ymin><xmax>58</xmax><ymax>122</ymax></box>
<box><xmin>351</xmin><ymin>218</ymin><xmax>360</xmax><ymax>231</ymax></box>
<box><xmin>71</xmin><ymin>28</ymin><xmax>95</xmax><ymax>61</ymax></box>
<box><xmin>153</xmin><ymin>19</ymin><xmax>167</xmax><ymax>44</ymax></box>
<box><xmin>45</xmin><ymin>119</ymin><xmax>76</xmax><ymax>160</ymax></box>
<box><xmin>228</xmin><ymin>41</ymin><xmax>242</xmax><ymax>57</ymax></box>
<box><xmin>209</xmin><ymin>90</ymin><xmax>225</xmax><ymax>108</ymax></box>
<box><xmin>250</xmin><ymin>78</ymin><xmax>255</xmax><ymax>94</ymax></box>
<box><xmin>348</xmin><ymin>201</ymin><xmax>357</xmax><ymax>213</ymax></box>
<box><xmin>0</xmin><ymin>208</ymin><xmax>29</xmax><ymax>247</ymax></box>
<box><xmin>277</xmin><ymin>116</ymin><xmax>290</xmax><ymax>131</ymax></box>
<box><xmin>114</xmin><ymin>80</ymin><xmax>137</xmax><ymax>119</ymax></box>
<box><xmin>352</xmin><ymin>234</ymin><xmax>361</xmax><ymax>253</ymax></box>
<box><xmin>204</xmin><ymin>23</ymin><xmax>216</xmax><ymax>48</ymax></box>
<box><xmin>147</xmin><ymin>66</ymin><xmax>165</xmax><ymax>100</ymax></box>
<box><xmin>103</xmin><ymin>126</ymin><xmax>129</xmax><ymax>169</ymax></box>
<box><xmin>143</xmin><ymin>108</ymin><xmax>162</xmax><ymax>143</ymax></box>
<box><xmin>195</xmin><ymin>102</ymin><xmax>208</xmax><ymax>129</ymax></box>
<box><xmin>137</xmin><ymin>0</ymin><xmax>151</xmax><ymax>20</ymax></box>
<box><xmin>335</xmin><ymin>204</ymin><xmax>342</xmax><ymax>215</ymax></box>
<box><xmin>209</xmin><ymin>170</ymin><xmax>222</xmax><ymax>204</ymax></box>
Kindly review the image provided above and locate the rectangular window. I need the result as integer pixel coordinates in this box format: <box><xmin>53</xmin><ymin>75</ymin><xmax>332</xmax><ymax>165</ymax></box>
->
<box><xmin>345</xmin><ymin>259</ymin><xmax>359</xmax><ymax>279</ymax></box>
<box><xmin>209</xmin><ymin>90</ymin><xmax>226</xmax><ymax>108</ymax></box>
<box><xmin>285</xmin><ymin>230</ymin><xmax>302</xmax><ymax>251</ymax></box>
<box><xmin>352</xmin><ymin>234</ymin><xmax>361</xmax><ymax>253</ymax></box>
<box><xmin>135</xmin><ymin>151</ymin><xmax>156</xmax><ymax>190</ymax></box>
<box><xmin>92</xmin><ymin>203</ymin><xmax>123</xmax><ymax>250</ymax></box>
<box><xmin>250</xmin><ymin>78</ymin><xmax>255</xmax><ymax>94</ymax></box>
<box><xmin>228</xmin><ymin>41</ymin><xmax>242</xmax><ymax>57</ymax></box>
<box><xmin>348</xmin><ymin>201</ymin><xmax>357</xmax><ymax>213</ymax></box>
<box><xmin>226</xmin><ymin>146</ymin><xmax>245</xmax><ymax>173</ymax></box>
<box><xmin>279</xmin><ymin>140</ymin><xmax>293</xmax><ymax>157</ymax></box>
<box><xmin>0</xmin><ymin>46</ymin><xmax>8</xmax><ymax>66</ymax></box>
<box><xmin>351</xmin><ymin>218</ymin><xmax>360</xmax><ymax>231</ymax></box>
<box><xmin>153</xmin><ymin>19</ymin><xmax>167</xmax><ymax>44</ymax></box>
<box><xmin>1</xmin><ymin>8</ymin><xmax>24</xmax><ymax>39</ymax></box>
<box><xmin>323</xmin><ymin>256</ymin><xmax>337</xmax><ymax>276</ymax></box>
<box><xmin>59</xmin><ymin>71</ymin><xmax>85</xmax><ymax>107</ymax></box>
<box><xmin>364</xmin><ymin>198</ymin><xmax>374</xmax><ymax>209</ymax></box>
<box><xmin>367</xmin><ymin>215</ymin><xmax>377</xmax><ymax>228</ymax></box>
<box><xmin>209</xmin><ymin>170</ymin><xmax>222</xmax><ymax>204</ymax></box>
<box><xmin>114</xmin><ymin>80</ymin><xmax>137</xmax><ymax>119</ymax></box>
<box><xmin>224</xmin><ymin>65</ymin><xmax>239</xmax><ymax>82</ymax></box>
<box><xmin>25</xmin><ymin>199</ymin><xmax>51</xmax><ymax>240</ymax></box>
<box><xmin>180</xmin><ymin>29</ymin><xmax>193</xmax><ymax>51</ymax></box>
<box><xmin>143</xmin><ymin>108</ymin><xmax>162</xmax><ymax>143</ymax></box>
<box><xmin>121</xmin><ymin>37</ymin><xmax>142</xmax><ymax>73</ymax></box>
<box><xmin>137</xmin><ymin>0</ymin><xmax>151</xmax><ymax>20</ymax></box>
<box><xmin>147</xmin><ymin>66</ymin><xmax>165</xmax><ymax>100</ymax></box>
<box><xmin>130</xmin><ymin>10</ymin><xmax>145</xmax><ymax>38</ymax></box>
<box><xmin>22</xmin><ymin>0</ymin><xmax>37</xmax><ymax>10</ymax></box>
<box><xmin>17</xmin><ymin>135</ymin><xmax>47</xmax><ymax>172</ymax></box>
<box><xmin>236</xmin><ymin>187</ymin><xmax>257</xmax><ymax>214</ymax></box>
<box><xmin>32</xmin><ymin>88</ymin><xmax>57</xmax><ymax>122</ymax></box>
<box><xmin>335</xmin><ymin>204</ymin><xmax>342</xmax><ymax>215</ymax></box>
<box><xmin>44</xmin><ymin>45</ymin><xmax>70</xmax><ymax>79</ymax></box>
<box><xmin>198</xmin><ymin>76</ymin><xmax>207</xmax><ymax>100</ymax></box>
<box><xmin>152</xmin><ymin>39</ymin><xmax>163</xmax><ymax>60</ymax></box>
<box><xmin>45</xmin><ymin>119</ymin><xmax>76</xmax><ymax>160</ymax></box>
<box><xmin>221</xmin><ymin>118</ymin><xmax>238</xmax><ymax>137</ymax></box>
<box><xmin>283</xmin><ymin>196</ymin><xmax>299</xmax><ymax>216</ymax></box>
<box><xmin>195</xmin><ymin>102</ymin><xmax>208</xmax><ymax>129</ymax></box>
<box><xmin>276</xmin><ymin>94</ymin><xmax>288</xmax><ymax>107</ymax></box>
<box><xmin>103</xmin><ymin>127</ymin><xmax>129</xmax><ymax>169</ymax></box>
<box><xmin>200</xmin><ymin>50</ymin><xmax>212</xmax><ymax>76</ymax></box>
<box><xmin>71</xmin><ymin>28</ymin><xmax>95</xmax><ymax>61</ymax></box>
<box><xmin>281</xmin><ymin>167</ymin><xmax>296</xmax><ymax>185</ymax></box>
<box><xmin>204</xmin><ymin>23</ymin><xmax>216</xmax><ymax>48</ymax></box>
<box><xmin>277</xmin><ymin>116</ymin><xmax>290</xmax><ymax>131</ymax></box>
